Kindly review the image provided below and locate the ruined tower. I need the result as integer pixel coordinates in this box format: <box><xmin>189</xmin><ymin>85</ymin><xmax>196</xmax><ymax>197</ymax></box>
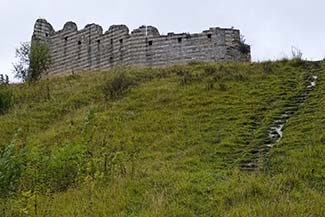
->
<box><xmin>32</xmin><ymin>19</ymin><xmax>251</xmax><ymax>74</ymax></box>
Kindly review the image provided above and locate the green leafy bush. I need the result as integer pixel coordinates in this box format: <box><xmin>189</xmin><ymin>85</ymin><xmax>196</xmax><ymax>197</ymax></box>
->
<box><xmin>0</xmin><ymin>129</ymin><xmax>27</xmax><ymax>197</ymax></box>
<box><xmin>46</xmin><ymin>143</ymin><xmax>87</xmax><ymax>191</ymax></box>
<box><xmin>0</xmin><ymin>74</ymin><xmax>9</xmax><ymax>84</ymax></box>
<box><xmin>0</xmin><ymin>86</ymin><xmax>12</xmax><ymax>115</ymax></box>
<box><xmin>13</xmin><ymin>41</ymin><xmax>52</xmax><ymax>82</ymax></box>
<box><xmin>262</xmin><ymin>61</ymin><xmax>274</xmax><ymax>74</ymax></box>
<box><xmin>239</xmin><ymin>35</ymin><xmax>250</xmax><ymax>55</ymax></box>
<box><xmin>102</xmin><ymin>72</ymin><xmax>133</xmax><ymax>100</ymax></box>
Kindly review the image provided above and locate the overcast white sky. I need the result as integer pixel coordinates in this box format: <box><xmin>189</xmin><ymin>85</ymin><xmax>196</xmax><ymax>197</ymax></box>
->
<box><xmin>1</xmin><ymin>0</ymin><xmax>325</xmax><ymax>81</ymax></box>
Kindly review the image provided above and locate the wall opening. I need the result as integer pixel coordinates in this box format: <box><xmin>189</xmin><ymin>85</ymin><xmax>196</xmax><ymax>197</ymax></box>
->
<box><xmin>119</xmin><ymin>39</ymin><xmax>123</xmax><ymax>44</ymax></box>
<box><xmin>111</xmin><ymin>39</ymin><xmax>113</xmax><ymax>45</ymax></box>
<box><xmin>178</xmin><ymin>38</ymin><xmax>182</xmax><ymax>43</ymax></box>
<box><xmin>78</xmin><ymin>41</ymin><xmax>82</xmax><ymax>45</ymax></box>
<box><xmin>207</xmin><ymin>34</ymin><xmax>212</xmax><ymax>39</ymax></box>
<box><xmin>97</xmin><ymin>39</ymin><xmax>101</xmax><ymax>44</ymax></box>
<box><xmin>109</xmin><ymin>57</ymin><xmax>113</xmax><ymax>63</ymax></box>
<box><xmin>64</xmin><ymin>36</ymin><xmax>68</xmax><ymax>41</ymax></box>
<box><xmin>148</xmin><ymin>41</ymin><xmax>153</xmax><ymax>46</ymax></box>
<box><xmin>45</xmin><ymin>33</ymin><xmax>49</xmax><ymax>37</ymax></box>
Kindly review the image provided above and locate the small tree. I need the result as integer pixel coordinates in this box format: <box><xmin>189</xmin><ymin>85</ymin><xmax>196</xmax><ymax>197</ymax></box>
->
<box><xmin>291</xmin><ymin>46</ymin><xmax>303</xmax><ymax>59</ymax></box>
<box><xmin>13</xmin><ymin>41</ymin><xmax>51</xmax><ymax>82</ymax></box>
<box><xmin>239</xmin><ymin>34</ymin><xmax>250</xmax><ymax>55</ymax></box>
<box><xmin>13</xmin><ymin>42</ymin><xmax>30</xmax><ymax>82</ymax></box>
<box><xmin>0</xmin><ymin>74</ymin><xmax>9</xmax><ymax>85</ymax></box>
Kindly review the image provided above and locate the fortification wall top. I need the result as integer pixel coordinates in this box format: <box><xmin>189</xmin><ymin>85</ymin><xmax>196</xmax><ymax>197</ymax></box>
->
<box><xmin>32</xmin><ymin>19</ymin><xmax>250</xmax><ymax>74</ymax></box>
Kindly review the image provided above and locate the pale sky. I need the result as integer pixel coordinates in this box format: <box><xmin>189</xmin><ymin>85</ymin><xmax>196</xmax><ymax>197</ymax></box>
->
<box><xmin>1</xmin><ymin>0</ymin><xmax>325</xmax><ymax>81</ymax></box>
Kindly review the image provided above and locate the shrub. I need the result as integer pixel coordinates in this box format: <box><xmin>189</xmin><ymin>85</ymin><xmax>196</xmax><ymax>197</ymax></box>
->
<box><xmin>13</xmin><ymin>41</ymin><xmax>52</xmax><ymax>82</ymax></box>
<box><xmin>227</xmin><ymin>67</ymin><xmax>248</xmax><ymax>81</ymax></box>
<box><xmin>289</xmin><ymin>58</ymin><xmax>307</xmax><ymax>68</ymax></box>
<box><xmin>262</xmin><ymin>61</ymin><xmax>274</xmax><ymax>74</ymax></box>
<box><xmin>0</xmin><ymin>129</ymin><xmax>27</xmax><ymax>197</ymax></box>
<box><xmin>180</xmin><ymin>71</ymin><xmax>195</xmax><ymax>85</ymax></box>
<box><xmin>206</xmin><ymin>77</ymin><xmax>215</xmax><ymax>90</ymax></box>
<box><xmin>218</xmin><ymin>83</ymin><xmax>228</xmax><ymax>91</ymax></box>
<box><xmin>18</xmin><ymin>141</ymin><xmax>89</xmax><ymax>193</ymax></box>
<box><xmin>102</xmin><ymin>72</ymin><xmax>133</xmax><ymax>100</ymax></box>
<box><xmin>168</xmin><ymin>65</ymin><xmax>189</xmax><ymax>77</ymax></box>
<box><xmin>0</xmin><ymin>86</ymin><xmax>12</xmax><ymax>115</ymax></box>
<box><xmin>28</xmin><ymin>41</ymin><xmax>52</xmax><ymax>82</ymax></box>
<box><xmin>291</xmin><ymin>46</ymin><xmax>303</xmax><ymax>60</ymax></box>
<box><xmin>202</xmin><ymin>64</ymin><xmax>218</xmax><ymax>75</ymax></box>
<box><xmin>45</xmin><ymin>143</ymin><xmax>87</xmax><ymax>191</ymax></box>
<box><xmin>0</xmin><ymin>74</ymin><xmax>9</xmax><ymax>84</ymax></box>
<box><xmin>0</xmin><ymin>143</ymin><xmax>23</xmax><ymax>197</ymax></box>
<box><xmin>239</xmin><ymin>34</ymin><xmax>250</xmax><ymax>55</ymax></box>
<box><xmin>320</xmin><ymin>133</ymin><xmax>325</xmax><ymax>144</ymax></box>
<box><xmin>187</xmin><ymin>61</ymin><xmax>204</xmax><ymax>66</ymax></box>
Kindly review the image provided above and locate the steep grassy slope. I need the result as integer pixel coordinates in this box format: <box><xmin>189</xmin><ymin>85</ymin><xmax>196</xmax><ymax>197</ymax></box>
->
<box><xmin>0</xmin><ymin>60</ymin><xmax>324</xmax><ymax>216</ymax></box>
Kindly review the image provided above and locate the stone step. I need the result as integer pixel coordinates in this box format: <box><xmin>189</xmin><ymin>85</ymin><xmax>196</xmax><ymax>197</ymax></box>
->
<box><xmin>241</xmin><ymin>74</ymin><xmax>317</xmax><ymax>172</ymax></box>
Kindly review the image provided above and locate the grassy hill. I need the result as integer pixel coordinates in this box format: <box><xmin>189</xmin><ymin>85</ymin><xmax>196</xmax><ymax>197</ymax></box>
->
<box><xmin>0</xmin><ymin>60</ymin><xmax>324</xmax><ymax>216</ymax></box>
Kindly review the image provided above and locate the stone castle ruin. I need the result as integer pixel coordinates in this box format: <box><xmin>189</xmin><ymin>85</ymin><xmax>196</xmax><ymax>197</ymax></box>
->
<box><xmin>32</xmin><ymin>19</ymin><xmax>251</xmax><ymax>74</ymax></box>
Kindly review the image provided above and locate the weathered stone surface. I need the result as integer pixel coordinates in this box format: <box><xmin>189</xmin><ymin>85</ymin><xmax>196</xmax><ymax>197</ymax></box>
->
<box><xmin>32</xmin><ymin>19</ymin><xmax>251</xmax><ymax>74</ymax></box>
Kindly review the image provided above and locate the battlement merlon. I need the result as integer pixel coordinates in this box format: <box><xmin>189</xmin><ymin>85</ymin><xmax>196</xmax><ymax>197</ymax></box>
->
<box><xmin>32</xmin><ymin>19</ymin><xmax>251</xmax><ymax>74</ymax></box>
<box><xmin>32</xmin><ymin>19</ymin><xmax>55</xmax><ymax>41</ymax></box>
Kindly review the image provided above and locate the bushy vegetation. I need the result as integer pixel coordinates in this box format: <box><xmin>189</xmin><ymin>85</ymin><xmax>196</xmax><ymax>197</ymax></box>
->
<box><xmin>239</xmin><ymin>34</ymin><xmax>250</xmax><ymax>55</ymax></box>
<box><xmin>0</xmin><ymin>60</ymin><xmax>324</xmax><ymax>216</ymax></box>
<box><xmin>13</xmin><ymin>41</ymin><xmax>51</xmax><ymax>82</ymax></box>
<box><xmin>102</xmin><ymin>72</ymin><xmax>134</xmax><ymax>100</ymax></box>
<box><xmin>0</xmin><ymin>74</ymin><xmax>9</xmax><ymax>84</ymax></box>
<box><xmin>0</xmin><ymin>85</ymin><xmax>12</xmax><ymax>115</ymax></box>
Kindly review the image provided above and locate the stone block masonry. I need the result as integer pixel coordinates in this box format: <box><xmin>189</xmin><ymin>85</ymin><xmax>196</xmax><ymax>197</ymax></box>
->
<box><xmin>32</xmin><ymin>19</ymin><xmax>251</xmax><ymax>75</ymax></box>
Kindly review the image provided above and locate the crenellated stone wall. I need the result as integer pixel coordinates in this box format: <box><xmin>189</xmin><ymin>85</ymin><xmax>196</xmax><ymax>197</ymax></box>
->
<box><xmin>32</xmin><ymin>19</ymin><xmax>251</xmax><ymax>74</ymax></box>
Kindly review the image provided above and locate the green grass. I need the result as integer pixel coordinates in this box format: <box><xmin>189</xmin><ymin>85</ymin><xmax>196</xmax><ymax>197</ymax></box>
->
<box><xmin>0</xmin><ymin>60</ymin><xmax>324</xmax><ymax>216</ymax></box>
